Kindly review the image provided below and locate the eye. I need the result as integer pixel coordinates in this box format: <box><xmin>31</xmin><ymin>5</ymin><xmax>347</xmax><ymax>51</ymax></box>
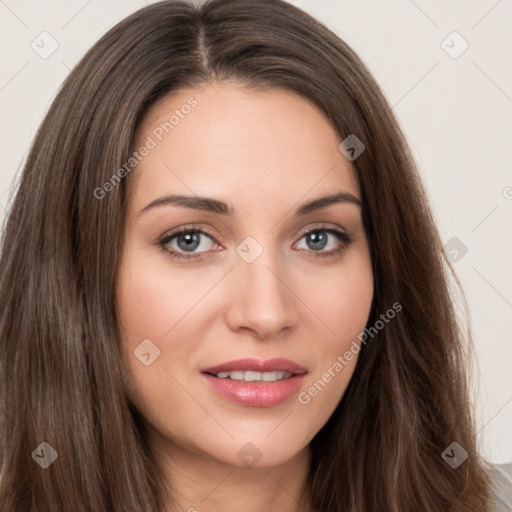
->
<box><xmin>293</xmin><ymin>226</ymin><xmax>353</xmax><ymax>259</ymax></box>
<box><xmin>158</xmin><ymin>225</ymin><xmax>220</xmax><ymax>261</ymax></box>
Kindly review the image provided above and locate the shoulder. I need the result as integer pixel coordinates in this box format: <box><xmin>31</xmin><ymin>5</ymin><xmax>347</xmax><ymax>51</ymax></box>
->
<box><xmin>489</xmin><ymin>462</ymin><xmax>512</xmax><ymax>512</ymax></box>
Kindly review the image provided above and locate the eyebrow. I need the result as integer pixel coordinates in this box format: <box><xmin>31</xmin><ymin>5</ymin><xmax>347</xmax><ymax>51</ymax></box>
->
<box><xmin>137</xmin><ymin>191</ymin><xmax>362</xmax><ymax>217</ymax></box>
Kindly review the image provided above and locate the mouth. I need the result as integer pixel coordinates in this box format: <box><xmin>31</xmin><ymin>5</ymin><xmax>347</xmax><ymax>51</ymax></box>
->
<box><xmin>201</xmin><ymin>358</ymin><xmax>307</xmax><ymax>407</ymax></box>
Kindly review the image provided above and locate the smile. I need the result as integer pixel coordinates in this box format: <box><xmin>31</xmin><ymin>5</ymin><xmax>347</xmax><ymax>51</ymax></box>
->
<box><xmin>201</xmin><ymin>358</ymin><xmax>308</xmax><ymax>407</ymax></box>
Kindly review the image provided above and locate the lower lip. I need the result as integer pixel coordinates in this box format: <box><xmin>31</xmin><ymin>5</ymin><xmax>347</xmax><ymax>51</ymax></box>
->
<box><xmin>201</xmin><ymin>373</ymin><xmax>306</xmax><ymax>407</ymax></box>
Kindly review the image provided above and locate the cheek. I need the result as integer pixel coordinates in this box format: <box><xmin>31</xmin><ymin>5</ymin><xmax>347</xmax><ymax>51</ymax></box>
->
<box><xmin>118</xmin><ymin>277</ymin><xmax>172</xmax><ymax>341</ymax></box>
<box><xmin>116</xmin><ymin>249</ymin><xmax>174</xmax><ymax>383</ymax></box>
<box><xmin>116</xmin><ymin>254</ymin><xmax>193</xmax><ymax>424</ymax></box>
<box><xmin>301</xmin><ymin>249</ymin><xmax>374</xmax><ymax>351</ymax></box>
<box><xmin>116</xmin><ymin>248</ymin><xmax>222</xmax><ymax>409</ymax></box>
<box><xmin>117</xmin><ymin>248</ymin><xmax>206</xmax><ymax>343</ymax></box>
<box><xmin>294</xmin><ymin>250</ymin><xmax>373</xmax><ymax>428</ymax></box>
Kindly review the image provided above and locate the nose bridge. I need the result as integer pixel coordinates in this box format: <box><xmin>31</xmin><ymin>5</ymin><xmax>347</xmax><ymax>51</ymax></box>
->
<box><xmin>226</xmin><ymin>234</ymin><xmax>299</xmax><ymax>337</ymax></box>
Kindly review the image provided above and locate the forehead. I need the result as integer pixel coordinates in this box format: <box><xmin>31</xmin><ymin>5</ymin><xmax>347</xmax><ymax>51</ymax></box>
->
<box><xmin>130</xmin><ymin>82</ymin><xmax>360</xmax><ymax>209</ymax></box>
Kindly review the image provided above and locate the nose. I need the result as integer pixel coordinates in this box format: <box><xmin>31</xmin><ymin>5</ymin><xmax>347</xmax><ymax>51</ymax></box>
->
<box><xmin>224</xmin><ymin>250</ymin><xmax>300</xmax><ymax>339</ymax></box>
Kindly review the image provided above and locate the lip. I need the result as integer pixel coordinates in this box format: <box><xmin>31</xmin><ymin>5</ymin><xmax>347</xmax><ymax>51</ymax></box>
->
<box><xmin>201</xmin><ymin>358</ymin><xmax>308</xmax><ymax>407</ymax></box>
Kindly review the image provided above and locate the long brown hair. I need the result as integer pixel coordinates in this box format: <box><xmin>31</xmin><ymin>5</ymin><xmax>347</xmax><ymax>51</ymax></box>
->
<box><xmin>0</xmin><ymin>0</ymin><xmax>492</xmax><ymax>510</ymax></box>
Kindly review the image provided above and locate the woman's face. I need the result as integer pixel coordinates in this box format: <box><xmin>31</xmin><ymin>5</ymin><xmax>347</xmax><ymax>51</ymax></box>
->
<box><xmin>117</xmin><ymin>82</ymin><xmax>373</xmax><ymax>468</ymax></box>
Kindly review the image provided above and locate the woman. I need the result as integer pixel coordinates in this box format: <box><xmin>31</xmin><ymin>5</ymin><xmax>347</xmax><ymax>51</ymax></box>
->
<box><xmin>0</xmin><ymin>0</ymin><xmax>509</xmax><ymax>510</ymax></box>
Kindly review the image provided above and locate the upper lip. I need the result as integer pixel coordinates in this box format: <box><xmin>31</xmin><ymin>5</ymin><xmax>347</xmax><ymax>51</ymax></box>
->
<box><xmin>202</xmin><ymin>358</ymin><xmax>308</xmax><ymax>375</ymax></box>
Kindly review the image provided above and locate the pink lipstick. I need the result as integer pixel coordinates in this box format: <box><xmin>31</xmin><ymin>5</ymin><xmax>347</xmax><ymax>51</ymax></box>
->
<box><xmin>201</xmin><ymin>358</ymin><xmax>307</xmax><ymax>407</ymax></box>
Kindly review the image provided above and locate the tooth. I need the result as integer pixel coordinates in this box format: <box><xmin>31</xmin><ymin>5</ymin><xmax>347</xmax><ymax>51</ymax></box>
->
<box><xmin>244</xmin><ymin>371</ymin><xmax>262</xmax><ymax>381</ymax></box>
<box><xmin>214</xmin><ymin>370</ymin><xmax>294</xmax><ymax>381</ymax></box>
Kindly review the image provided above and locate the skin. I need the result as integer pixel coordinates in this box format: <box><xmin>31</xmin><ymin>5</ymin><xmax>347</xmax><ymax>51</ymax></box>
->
<box><xmin>116</xmin><ymin>82</ymin><xmax>374</xmax><ymax>512</ymax></box>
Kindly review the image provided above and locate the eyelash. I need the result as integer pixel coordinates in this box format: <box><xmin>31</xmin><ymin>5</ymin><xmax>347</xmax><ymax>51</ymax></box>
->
<box><xmin>157</xmin><ymin>223</ymin><xmax>353</xmax><ymax>262</ymax></box>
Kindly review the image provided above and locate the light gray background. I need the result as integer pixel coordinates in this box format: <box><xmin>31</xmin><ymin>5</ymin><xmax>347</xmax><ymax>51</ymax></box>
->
<box><xmin>1</xmin><ymin>0</ymin><xmax>511</xmax><ymax>463</ymax></box>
